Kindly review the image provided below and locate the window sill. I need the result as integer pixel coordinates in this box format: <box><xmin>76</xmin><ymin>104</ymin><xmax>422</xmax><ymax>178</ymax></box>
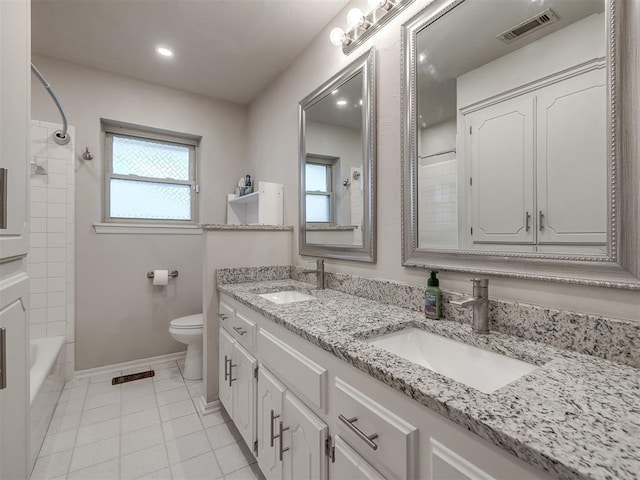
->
<box><xmin>93</xmin><ymin>223</ymin><xmax>203</xmax><ymax>235</ymax></box>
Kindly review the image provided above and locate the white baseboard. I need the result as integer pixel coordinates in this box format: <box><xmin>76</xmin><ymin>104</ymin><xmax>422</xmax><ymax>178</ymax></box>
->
<box><xmin>197</xmin><ymin>396</ymin><xmax>223</xmax><ymax>416</ymax></box>
<box><xmin>74</xmin><ymin>351</ymin><xmax>187</xmax><ymax>379</ymax></box>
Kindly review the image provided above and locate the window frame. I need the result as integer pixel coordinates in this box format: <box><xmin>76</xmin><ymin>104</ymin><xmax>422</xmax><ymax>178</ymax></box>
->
<box><xmin>305</xmin><ymin>155</ymin><xmax>337</xmax><ymax>224</ymax></box>
<box><xmin>103</xmin><ymin>124</ymin><xmax>199</xmax><ymax>225</ymax></box>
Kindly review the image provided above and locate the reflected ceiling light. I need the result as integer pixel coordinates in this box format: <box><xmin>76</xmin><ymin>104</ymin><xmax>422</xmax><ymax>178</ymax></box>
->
<box><xmin>359</xmin><ymin>99</ymin><xmax>363</xmax><ymax>105</ymax></box>
<box><xmin>332</xmin><ymin>89</ymin><xmax>339</xmax><ymax>95</ymax></box>
<box><xmin>156</xmin><ymin>46</ymin><xmax>174</xmax><ymax>58</ymax></box>
<box><xmin>329</xmin><ymin>0</ymin><xmax>414</xmax><ymax>55</ymax></box>
<box><xmin>419</xmin><ymin>53</ymin><xmax>426</xmax><ymax>63</ymax></box>
<box><xmin>336</xmin><ymin>100</ymin><xmax>348</xmax><ymax>106</ymax></box>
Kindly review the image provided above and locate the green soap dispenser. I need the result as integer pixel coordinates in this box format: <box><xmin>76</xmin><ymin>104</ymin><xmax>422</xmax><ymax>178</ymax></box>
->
<box><xmin>424</xmin><ymin>270</ymin><xmax>441</xmax><ymax>319</ymax></box>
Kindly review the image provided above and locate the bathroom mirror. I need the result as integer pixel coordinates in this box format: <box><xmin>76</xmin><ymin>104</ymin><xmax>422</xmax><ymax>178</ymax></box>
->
<box><xmin>402</xmin><ymin>0</ymin><xmax>640</xmax><ymax>288</ymax></box>
<box><xmin>299</xmin><ymin>48</ymin><xmax>376</xmax><ymax>262</ymax></box>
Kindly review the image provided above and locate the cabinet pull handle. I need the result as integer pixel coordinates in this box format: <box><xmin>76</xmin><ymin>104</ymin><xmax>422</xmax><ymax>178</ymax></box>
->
<box><xmin>218</xmin><ymin>313</ymin><xmax>228</xmax><ymax>321</ymax></box>
<box><xmin>270</xmin><ymin>409</ymin><xmax>281</xmax><ymax>447</ymax></box>
<box><xmin>338</xmin><ymin>414</ymin><xmax>378</xmax><ymax>451</ymax></box>
<box><xmin>278</xmin><ymin>421</ymin><xmax>290</xmax><ymax>461</ymax></box>
<box><xmin>228</xmin><ymin>361</ymin><xmax>237</xmax><ymax>387</ymax></box>
<box><xmin>539</xmin><ymin>210</ymin><xmax>544</xmax><ymax>230</ymax></box>
<box><xmin>0</xmin><ymin>327</ymin><xmax>6</xmax><ymax>390</ymax></box>
<box><xmin>525</xmin><ymin>211</ymin><xmax>531</xmax><ymax>232</ymax></box>
<box><xmin>232</xmin><ymin>326</ymin><xmax>247</xmax><ymax>336</ymax></box>
<box><xmin>223</xmin><ymin>355</ymin><xmax>230</xmax><ymax>382</ymax></box>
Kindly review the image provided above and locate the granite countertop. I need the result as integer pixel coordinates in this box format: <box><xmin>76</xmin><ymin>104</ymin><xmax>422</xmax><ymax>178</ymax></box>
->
<box><xmin>202</xmin><ymin>224</ymin><xmax>293</xmax><ymax>231</ymax></box>
<box><xmin>218</xmin><ymin>279</ymin><xmax>640</xmax><ymax>480</ymax></box>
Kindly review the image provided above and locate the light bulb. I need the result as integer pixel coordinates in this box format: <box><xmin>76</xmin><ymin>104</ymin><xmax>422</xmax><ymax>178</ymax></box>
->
<box><xmin>156</xmin><ymin>46</ymin><xmax>174</xmax><ymax>57</ymax></box>
<box><xmin>367</xmin><ymin>0</ymin><xmax>387</xmax><ymax>9</ymax></box>
<box><xmin>330</xmin><ymin>27</ymin><xmax>347</xmax><ymax>46</ymax></box>
<box><xmin>347</xmin><ymin>8</ymin><xmax>365</xmax><ymax>28</ymax></box>
<box><xmin>336</xmin><ymin>100</ymin><xmax>348</xmax><ymax>106</ymax></box>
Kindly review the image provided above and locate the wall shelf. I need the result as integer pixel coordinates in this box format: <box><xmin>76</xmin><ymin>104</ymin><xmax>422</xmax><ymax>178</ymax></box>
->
<box><xmin>227</xmin><ymin>181</ymin><xmax>284</xmax><ymax>226</ymax></box>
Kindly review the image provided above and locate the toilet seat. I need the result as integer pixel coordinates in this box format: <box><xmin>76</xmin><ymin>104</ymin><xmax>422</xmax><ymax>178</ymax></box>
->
<box><xmin>170</xmin><ymin>313</ymin><xmax>203</xmax><ymax>329</ymax></box>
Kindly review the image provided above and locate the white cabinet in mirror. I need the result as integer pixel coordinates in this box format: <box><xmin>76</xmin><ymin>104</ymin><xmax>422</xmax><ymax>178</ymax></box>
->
<box><xmin>401</xmin><ymin>0</ymin><xmax>640</xmax><ymax>289</ymax></box>
<box><xmin>299</xmin><ymin>48</ymin><xmax>376</xmax><ymax>262</ymax></box>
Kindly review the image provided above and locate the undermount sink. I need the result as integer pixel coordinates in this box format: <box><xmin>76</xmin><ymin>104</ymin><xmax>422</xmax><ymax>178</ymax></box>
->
<box><xmin>367</xmin><ymin>328</ymin><xmax>539</xmax><ymax>394</ymax></box>
<box><xmin>258</xmin><ymin>290</ymin><xmax>316</xmax><ymax>304</ymax></box>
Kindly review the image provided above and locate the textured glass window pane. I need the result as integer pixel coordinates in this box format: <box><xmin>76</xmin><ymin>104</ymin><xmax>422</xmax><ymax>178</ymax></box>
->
<box><xmin>306</xmin><ymin>163</ymin><xmax>328</xmax><ymax>192</ymax></box>
<box><xmin>110</xmin><ymin>179</ymin><xmax>191</xmax><ymax>220</ymax></box>
<box><xmin>113</xmin><ymin>136</ymin><xmax>190</xmax><ymax>180</ymax></box>
<box><xmin>306</xmin><ymin>194</ymin><xmax>330</xmax><ymax>222</ymax></box>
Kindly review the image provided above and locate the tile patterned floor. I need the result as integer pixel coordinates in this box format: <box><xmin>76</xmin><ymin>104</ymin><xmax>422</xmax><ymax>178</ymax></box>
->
<box><xmin>32</xmin><ymin>359</ymin><xmax>264</xmax><ymax>480</ymax></box>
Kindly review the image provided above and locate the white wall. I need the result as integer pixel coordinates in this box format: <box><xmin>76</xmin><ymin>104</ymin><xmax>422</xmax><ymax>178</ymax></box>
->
<box><xmin>31</xmin><ymin>55</ymin><xmax>249</xmax><ymax>369</ymax></box>
<box><xmin>29</xmin><ymin>120</ymin><xmax>76</xmax><ymax>379</ymax></box>
<box><xmin>247</xmin><ymin>0</ymin><xmax>640</xmax><ymax>322</ymax></box>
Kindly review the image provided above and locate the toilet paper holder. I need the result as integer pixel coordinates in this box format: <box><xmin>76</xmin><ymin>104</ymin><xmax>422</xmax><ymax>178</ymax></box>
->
<box><xmin>147</xmin><ymin>270</ymin><xmax>179</xmax><ymax>279</ymax></box>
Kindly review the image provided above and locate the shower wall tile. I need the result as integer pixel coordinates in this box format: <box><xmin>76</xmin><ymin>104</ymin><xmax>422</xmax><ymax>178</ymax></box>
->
<box><xmin>30</xmin><ymin>119</ymin><xmax>76</xmax><ymax>380</ymax></box>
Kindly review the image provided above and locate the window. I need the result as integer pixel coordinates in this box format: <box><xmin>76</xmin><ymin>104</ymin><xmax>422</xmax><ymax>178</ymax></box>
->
<box><xmin>305</xmin><ymin>156</ymin><xmax>336</xmax><ymax>223</ymax></box>
<box><xmin>104</xmin><ymin>125</ymin><xmax>198</xmax><ymax>224</ymax></box>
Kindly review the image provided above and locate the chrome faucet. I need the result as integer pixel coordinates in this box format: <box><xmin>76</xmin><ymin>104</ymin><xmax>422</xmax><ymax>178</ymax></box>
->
<box><xmin>451</xmin><ymin>278</ymin><xmax>490</xmax><ymax>334</ymax></box>
<box><xmin>302</xmin><ymin>259</ymin><xmax>325</xmax><ymax>289</ymax></box>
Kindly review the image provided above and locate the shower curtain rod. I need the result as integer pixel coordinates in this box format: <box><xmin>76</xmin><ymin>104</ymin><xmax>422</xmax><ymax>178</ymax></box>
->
<box><xmin>30</xmin><ymin>63</ymin><xmax>71</xmax><ymax>145</ymax></box>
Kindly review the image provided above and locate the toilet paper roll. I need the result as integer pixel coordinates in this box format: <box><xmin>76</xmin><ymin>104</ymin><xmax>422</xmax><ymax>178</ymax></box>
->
<box><xmin>153</xmin><ymin>270</ymin><xmax>169</xmax><ymax>286</ymax></box>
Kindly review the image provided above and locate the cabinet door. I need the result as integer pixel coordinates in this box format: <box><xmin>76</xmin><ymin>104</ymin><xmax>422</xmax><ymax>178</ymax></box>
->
<box><xmin>536</xmin><ymin>68</ymin><xmax>607</xmax><ymax>245</ymax></box>
<box><xmin>231</xmin><ymin>342</ymin><xmax>257</xmax><ymax>452</ymax></box>
<box><xmin>0</xmin><ymin>0</ymin><xmax>29</xmax><ymax>260</ymax></box>
<box><xmin>467</xmin><ymin>97</ymin><xmax>535</xmax><ymax>244</ymax></box>
<box><xmin>0</xmin><ymin>274</ymin><xmax>29</xmax><ymax>479</ymax></box>
<box><xmin>282</xmin><ymin>391</ymin><xmax>328</xmax><ymax>480</ymax></box>
<box><xmin>219</xmin><ymin>328</ymin><xmax>235</xmax><ymax>415</ymax></box>
<box><xmin>257</xmin><ymin>367</ymin><xmax>286</xmax><ymax>480</ymax></box>
<box><xmin>332</xmin><ymin>435</ymin><xmax>386</xmax><ymax>480</ymax></box>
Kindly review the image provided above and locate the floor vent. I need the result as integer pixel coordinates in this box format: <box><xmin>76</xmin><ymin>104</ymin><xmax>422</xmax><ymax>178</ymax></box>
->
<box><xmin>111</xmin><ymin>370</ymin><xmax>155</xmax><ymax>385</ymax></box>
<box><xmin>497</xmin><ymin>9</ymin><xmax>558</xmax><ymax>43</ymax></box>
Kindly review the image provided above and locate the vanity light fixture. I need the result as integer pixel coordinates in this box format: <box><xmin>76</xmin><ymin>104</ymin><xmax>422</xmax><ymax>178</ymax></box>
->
<box><xmin>156</xmin><ymin>46</ymin><xmax>174</xmax><ymax>58</ymax></box>
<box><xmin>329</xmin><ymin>0</ymin><xmax>415</xmax><ymax>55</ymax></box>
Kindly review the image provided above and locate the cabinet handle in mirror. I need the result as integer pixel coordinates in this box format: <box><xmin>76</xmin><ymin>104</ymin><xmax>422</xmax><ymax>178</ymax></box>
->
<box><xmin>338</xmin><ymin>414</ymin><xmax>378</xmax><ymax>450</ymax></box>
<box><xmin>525</xmin><ymin>211</ymin><xmax>531</xmax><ymax>232</ymax></box>
<box><xmin>218</xmin><ymin>313</ymin><xmax>228</xmax><ymax>321</ymax></box>
<box><xmin>224</xmin><ymin>355</ymin><xmax>230</xmax><ymax>382</ymax></box>
<box><xmin>0</xmin><ymin>327</ymin><xmax>6</xmax><ymax>390</ymax></box>
<box><xmin>232</xmin><ymin>326</ymin><xmax>247</xmax><ymax>336</ymax></box>
<box><xmin>278</xmin><ymin>421</ymin><xmax>290</xmax><ymax>461</ymax></box>
<box><xmin>539</xmin><ymin>210</ymin><xmax>545</xmax><ymax>230</ymax></box>
<box><xmin>270</xmin><ymin>409</ymin><xmax>281</xmax><ymax>447</ymax></box>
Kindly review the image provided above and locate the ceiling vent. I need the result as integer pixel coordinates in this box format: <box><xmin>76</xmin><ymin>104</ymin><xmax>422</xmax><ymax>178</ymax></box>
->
<box><xmin>497</xmin><ymin>9</ymin><xmax>558</xmax><ymax>43</ymax></box>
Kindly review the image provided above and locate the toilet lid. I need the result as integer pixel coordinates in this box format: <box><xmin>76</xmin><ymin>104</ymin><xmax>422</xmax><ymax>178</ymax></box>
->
<box><xmin>170</xmin><ymin>313</ymin><xmax>203</xmax><ymax>329</ymax></box>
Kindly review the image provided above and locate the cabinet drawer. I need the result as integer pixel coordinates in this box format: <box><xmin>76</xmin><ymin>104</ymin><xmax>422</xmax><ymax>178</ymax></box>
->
<box><xmin>333</xmin><ymin>435</ymin><xmax>386</xmax><ymax>480</ymax></box>
<box><xmin>334</xmin><ymin>378</ymin><xmax>418</xmax><ymax>480</ymax></box>
<box><xmin>231</xmin><ymin>311</ymin><xmax>256</xmax><ymax>352</ymax></box>
<box><xmin>258</xmin><ymin>329</ymin><xmax>327</xmax><ymax>412</ymax></box>
<box><xmin>219</xmin><ymin>300</ymin><xmax>234</xmax><ymax>333</ymax></box>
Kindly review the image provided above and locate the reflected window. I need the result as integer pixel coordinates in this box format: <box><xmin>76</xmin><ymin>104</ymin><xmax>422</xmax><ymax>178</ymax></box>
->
<box><xmin>305</xmin><ymin>159</ymin><xmax>334</xmax><ymax>223</ymax></box>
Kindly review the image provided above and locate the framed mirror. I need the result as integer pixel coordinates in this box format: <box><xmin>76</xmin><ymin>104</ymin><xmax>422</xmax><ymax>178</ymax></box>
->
<box><xmin>299</xmin><ymin>48</ymin><xmax>376</xmax><ymax>262</ymax></box>
<box><xmin>401</xmin><ymin>0</ymin><xmax>640</xmax><ymax>288</ymax></box>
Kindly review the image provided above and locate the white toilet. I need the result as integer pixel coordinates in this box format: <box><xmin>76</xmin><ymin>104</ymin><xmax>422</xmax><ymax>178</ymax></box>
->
<box><xmin>169</xmin><ymin>313</ymin><xmax>203</xmax><ymax>381</ymax></box>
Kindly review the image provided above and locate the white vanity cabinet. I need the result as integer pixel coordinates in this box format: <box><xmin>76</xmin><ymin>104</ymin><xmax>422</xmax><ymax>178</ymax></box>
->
<box><xmin>218</xmin><ymin>294</ymin><xmax>553</xmax><ymax>480</ymax></box>
<box><xmin>465</xmin><ymin>66</ymin><xmax>606</xmax><ymax>248</ymax></box>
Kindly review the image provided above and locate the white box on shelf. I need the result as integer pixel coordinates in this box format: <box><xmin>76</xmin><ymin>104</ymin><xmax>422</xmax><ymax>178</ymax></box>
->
<box><xmin>227</xmin><ymin>181</ymin><xmax>284</xmax><ymax>225</ymax></box>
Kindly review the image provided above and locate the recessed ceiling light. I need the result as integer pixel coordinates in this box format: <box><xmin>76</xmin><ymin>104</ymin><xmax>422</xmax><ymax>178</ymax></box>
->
<box><xmin>336</xmin><ymin>100</ymin><xmax>348</xmax><ymax>106</ymax></box>
<box><xmin>332</xmin><ymin>89</ymin><xmax>339</xmax><ymax>95</ymax></box>
<box><xmin>156</xmin><ymin>46</ymin><xmax>174</xmax><ymax>58</ymax></box>
<box><xmin>419</xmin><ymin>53</ymin><xmax>426</xmax><ymax>63</ymax></box>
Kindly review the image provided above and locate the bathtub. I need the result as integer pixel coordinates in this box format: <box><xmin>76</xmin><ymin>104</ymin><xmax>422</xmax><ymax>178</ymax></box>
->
<box><xmin>30</xmin><ymin>336</ymin><xmax>66</xmax><ymax>471</ymax></box>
